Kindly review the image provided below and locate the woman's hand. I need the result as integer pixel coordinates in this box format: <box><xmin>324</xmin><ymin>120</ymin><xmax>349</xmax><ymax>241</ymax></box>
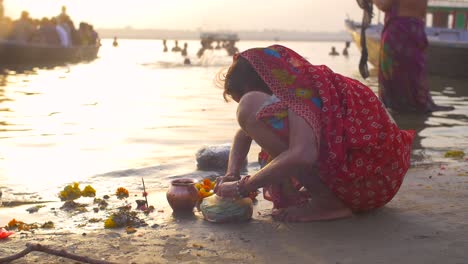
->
<box><xmin>215</xmin><ymin>181</ymin><xmax>240</xmax><ymax>198</ymax></box>
<box><xmin>214</xmin><ymin>174</ymin><xmax>240</xmax><ymax>192</ymax></box>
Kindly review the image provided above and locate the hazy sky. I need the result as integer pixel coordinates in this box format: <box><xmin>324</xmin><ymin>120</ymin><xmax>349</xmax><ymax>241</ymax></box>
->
<box><xmin>3</xmin><ymin>0</ymin><xmax>367</xmax><ymax>31</ymax></box>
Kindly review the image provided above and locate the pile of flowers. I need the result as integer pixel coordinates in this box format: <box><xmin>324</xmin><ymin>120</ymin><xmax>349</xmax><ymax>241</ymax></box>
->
<box><xmin>58</xmin><ymin>182</ymin><xmax>96</xmax><ymax>201</ymax></box>
<box><xmin>444</xmin><ymin>150</ymin><xmax>465</xmax><ymax>159</ymax></box>
<box><xmin>7</xmin><ymin>219</ymin><xmax>38</xmax><ymax>231</ymax></box>
<box><xmin>195</xmin><ymin>179</ymin><xmax>215</xmax><ymax>199</ymax></box>
<box><xmin>104</xmin><ymin>186</ymin><xmax>152</xmax><ymax>229</ymax></box>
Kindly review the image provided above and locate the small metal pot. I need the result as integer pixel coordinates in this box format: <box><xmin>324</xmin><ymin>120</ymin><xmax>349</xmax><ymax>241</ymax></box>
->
<box><xmin>166</xmin><ymin>178</ymin><xmax>199</xmax><ymax>212</ymax></box>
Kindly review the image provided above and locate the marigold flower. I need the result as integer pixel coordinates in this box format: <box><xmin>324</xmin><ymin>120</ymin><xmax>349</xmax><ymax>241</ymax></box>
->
<box><xmin>116</xmin><ymin>187</ymin><xmax>129</xmax><ymax>200</ymax></box>
<box><xmin>7</xmin><ymin>219</ymin><xmax>18</xmax><ymax>228</ymax></box>
<box><xmin>203</xmin><ymin>179</ymin><xmax>211</xmax><ymax>186</ymax></box>
<box><xmin>104</xmin><ymin>217</ymin><xmax>117</xmax><ymax>229</ymax></box>
<box><xmin>82</xmin><ymin>185</ymin><xmax>96</xmax><ymax>197</ymax></box>
<box><xmin>58</xmin><ymin>183</ymin><xmax>82</xmax><ymax>201</ymax></box>
<box><xmin>199</xmin><ymin>188</ymin><xmax>214</xmax><ymax>198</ymax></box>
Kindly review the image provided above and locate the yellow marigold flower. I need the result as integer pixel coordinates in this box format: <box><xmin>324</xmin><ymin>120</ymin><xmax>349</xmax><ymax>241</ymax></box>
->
<box><xmin>104</xmin><ymin>217</ymin><xmax>117</xmax><ymax>229</ymax></box>
<box><xmin>210</xmin><ymin>181</ymin><xmax>215</xmax><ymax>189</ymax></box>
<box><xmin>199</xmin><ymin>188</ymin><xmax>214</xmax><ymax>198</ymax></box>
<box><xmin>82</xmin><ymin>185</ymin><xmax>96</xmax><ymax>197</ymax></box>
<box><xmin>444</xmin><ymin>150</ymin><xmax>465</xmax><ymax>159</ymax></box>
<box><xmin>195</xmin><ymin>183</ymin><xmax>202</xmax><ymax>190</ymax></box>
<box><xmin>116</xmin><ymin>187</ymin><xmax>129</xmax><ymax>200</ymax></box>
<box><xmin>295</xmin><ymin>88</ymin><xmax>313</xmax><ymax>99</ymax></box>
<box><xmin>58</xmin><ymin>183</ymin><xmax>82</xmax><ymax>201</ymax></box>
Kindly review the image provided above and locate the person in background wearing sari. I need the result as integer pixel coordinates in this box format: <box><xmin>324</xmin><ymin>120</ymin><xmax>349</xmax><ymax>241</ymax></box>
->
<box><xmin>373</xmin><ymin>0</ymin><xmax>453</xmax><ymax>113</ymax></box>
<box><xmin>214</xmin><ymin>45</ymin><xmax>415</xmax><ymax>222</ymax></box>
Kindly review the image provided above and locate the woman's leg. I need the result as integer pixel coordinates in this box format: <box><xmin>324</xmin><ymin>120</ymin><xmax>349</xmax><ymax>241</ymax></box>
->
<box><xmin>238</xmin><ymin>92</ymin><xmax>352</xmax><ymax>221</ymax></box>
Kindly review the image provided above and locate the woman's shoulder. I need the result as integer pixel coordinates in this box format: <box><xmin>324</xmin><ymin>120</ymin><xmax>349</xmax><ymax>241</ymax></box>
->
<box><xmin>237</xmin><ymin>92</ymin><xmax>274</xmax><ymax>123</ymax></box>
<box><xmin>239</xmin><ymin>91</ymin><xmax>273</xmax><ymax>105</ymax></box>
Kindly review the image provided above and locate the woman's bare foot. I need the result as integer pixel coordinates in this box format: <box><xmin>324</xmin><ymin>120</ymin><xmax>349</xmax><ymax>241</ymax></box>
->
<box><xmin>271</xmin><ymin>199</ymin><xmax>352</xmax><ymax>222</ymax></box>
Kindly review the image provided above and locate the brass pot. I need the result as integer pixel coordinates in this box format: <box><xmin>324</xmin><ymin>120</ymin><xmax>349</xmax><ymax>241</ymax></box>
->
<box><xmin>166</xmin><ymin>178</ymin><xmax>199</xmax><ymax>212</ymax></box>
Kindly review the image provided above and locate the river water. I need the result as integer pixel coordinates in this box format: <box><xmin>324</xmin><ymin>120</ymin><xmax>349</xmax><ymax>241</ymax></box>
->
<box><xmin>0</xmin><ymin>39</ymin><xmax>467</xmax><ymax>205</ymax></box>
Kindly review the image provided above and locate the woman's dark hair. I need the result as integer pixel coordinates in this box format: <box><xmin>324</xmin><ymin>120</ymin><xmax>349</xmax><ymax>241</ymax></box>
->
<box><xmin>216</xmin><ymin>56</ymin><xmax>272</xmax><ymax>102</ymax></box>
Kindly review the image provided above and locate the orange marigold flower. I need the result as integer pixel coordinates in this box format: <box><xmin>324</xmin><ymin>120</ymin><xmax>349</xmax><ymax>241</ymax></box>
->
<box><xmin>116</xmin><ymin>187</ymin><xmax>129</xmax><ymax>200</ymax></box>
<box><xmin>203</xmin><ymin>179</ymin><xmax>211</xmax><ymax>186</ymax></box>
<box><xmin>7</xmin><ymin>219</ymin><xmax>18</xmax><ymax>228</ymax></box>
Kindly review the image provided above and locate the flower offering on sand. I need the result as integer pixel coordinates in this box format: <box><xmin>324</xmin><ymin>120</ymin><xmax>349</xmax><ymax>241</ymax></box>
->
<box><xmin>195</xmin><ymin>178</ymin><xmax>215</xmax><ymax>199</ymax></box>
<box><xmin>200</xmin><ymin>195</ymin><xmax>253</xmax><ymax>223</ymax></box>
<box><xmin>116</xmin><ymin>187</ymin><xmax>129</xmax><ymax>200</ymax></box>
<box><xmin>444</xmin><ymin>150</ymin><xmax>465</xmax><ymax>159</ymax></box>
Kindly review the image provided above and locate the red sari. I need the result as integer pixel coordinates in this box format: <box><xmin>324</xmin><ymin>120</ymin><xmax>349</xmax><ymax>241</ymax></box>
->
<box><xmin>239</xmin><ymin>45</ymin><xmax>415</xmax><ymax>212</ymax></box>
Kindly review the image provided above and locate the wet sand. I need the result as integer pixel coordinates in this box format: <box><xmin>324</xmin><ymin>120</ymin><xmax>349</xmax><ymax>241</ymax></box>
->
<box><xmin>1</xmin><ymin>161</ymin><xmax>468</xmax><ymax>264</ymax></box>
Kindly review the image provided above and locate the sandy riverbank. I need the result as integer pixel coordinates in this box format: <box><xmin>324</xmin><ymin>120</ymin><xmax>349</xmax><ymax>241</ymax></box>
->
<box><xmin>1</xmin><ymin>161</ymin><xmax>467</xmax><ymax>264</ymax></box>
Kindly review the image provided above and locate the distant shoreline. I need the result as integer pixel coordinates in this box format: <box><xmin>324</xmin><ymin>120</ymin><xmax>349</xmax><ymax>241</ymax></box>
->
<box><xmin>97</xmin><ymin>28</ymin><xmax>352</xmax><ymax>42</ymax></box>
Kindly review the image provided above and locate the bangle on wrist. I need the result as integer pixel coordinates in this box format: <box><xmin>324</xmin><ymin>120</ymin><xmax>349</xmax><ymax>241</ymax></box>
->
<box><xmin>236</xmin><ymin>175</ymin><xmax>251</xmax><ymax>198</ymax></box>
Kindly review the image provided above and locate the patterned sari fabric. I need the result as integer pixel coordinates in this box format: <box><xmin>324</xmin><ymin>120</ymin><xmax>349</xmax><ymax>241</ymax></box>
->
<box><xmin>240</xmin><ymin>45</ymin><xmax>415</xmax><ymax>212</ymax></box>
<box><xmin>378</xmin><ymin>6</ymin><xmax>436</xmax><ymax>112</ymax></box>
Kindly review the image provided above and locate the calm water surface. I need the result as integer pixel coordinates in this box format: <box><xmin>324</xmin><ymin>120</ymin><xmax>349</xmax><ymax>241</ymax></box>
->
<box><xmin>0</xmin><ymin>39</ymin><xmax>467</xmax><ymax>203</ymax></box>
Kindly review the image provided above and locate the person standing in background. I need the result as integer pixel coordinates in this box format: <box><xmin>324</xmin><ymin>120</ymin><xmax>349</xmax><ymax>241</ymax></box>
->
<box><xmin>373</xmin><ymin>0</ymin><xmax>453</xmax><ymax>113</ymax></box>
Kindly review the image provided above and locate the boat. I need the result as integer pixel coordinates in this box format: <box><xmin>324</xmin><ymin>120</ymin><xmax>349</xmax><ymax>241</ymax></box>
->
<box><xmin>346</xmin><ymin>0</ymin><xmax>468</xmax><ymax>78</ymax></box>
<box><xmin>0</xmin><ymin>40</ymin><xmax>100</xmax><ymax>66</ymax></box>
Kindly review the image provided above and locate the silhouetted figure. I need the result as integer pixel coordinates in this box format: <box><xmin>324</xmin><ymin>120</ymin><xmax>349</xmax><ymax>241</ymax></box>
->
<box><xmin>162</xmin><ymin>39</ymin><xmax>168</xmax><ymax>52</ymax></box>
<box><xmin>58</xmin><ymin>6</ymin><xmax>70</xmax><ymax>22</ymax></box>
<box><xmin>181</xmin><ymin>42</ymin><xmax>188</xmax><ymax>56</ymax></box>
<box><xmin>10</xmin><ymin>11</ymin><xmax>35</xmax><ymax>43</ymax></box>
<box><xmin>77</xmin><ymin>22</ymin><xmax>99</xmax><ymax>46</ymax></box>
<box><xmin>37</xmin><ymin>17</ymin><xmax>60</xmax><ymax>45</ymax></box>
<box><xmin>342</xmin><ymin>41</ymin><xmax>350</xmax><ymax>56</ymax></box>
<box><xmin>184</xmin><ymin>58</ymin><xmax>191</xmax><ymax>65</ymax></box>
<box><xmin>215</xmin><ymin>40</ymin><xmax>221</xmax><ymax>49</ymax></box>
<box><xmin>0</xmin><ymin>17</ymin><xmax>12</xmax><ymax>39</ymax></box>
<box><xmin>113</xmin><ymin>36</ymin><xmax>119</xmax><ymax>47</ymax></box>
<box><xmin>329</xmin><ymin>46</ymin><xmax>339</xmax><ymax>56</ymax></box>
<box><xmin>172</xmin><ymin>40</ymin><xmax>182</xmax><ymax>52</ymax></box>
<box><xmin>225</xmin><ymin>40</ymin><xmax>239</xmax><ymax>56</ymax></box>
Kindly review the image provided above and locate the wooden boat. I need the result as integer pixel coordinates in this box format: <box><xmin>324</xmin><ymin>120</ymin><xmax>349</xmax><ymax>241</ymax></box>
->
<box><xmin>0</xmin><ymin>40</ymin><xmax>100</xmax><ymax>66</ymax></box>
<box><xmin>346</xmin><ymin>1</ymin><xmax>468</xmax><ymax>78</ymax></box>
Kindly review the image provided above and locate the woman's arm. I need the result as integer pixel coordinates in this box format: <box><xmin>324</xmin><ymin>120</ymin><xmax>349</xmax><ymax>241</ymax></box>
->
<box><xmin>214</xmin><ymin>129</ymin><xmax>252</xmax><ymax>192</ymax></box>
<box><xmin>372</xmin><ymin>0</ymin><xmax>395</xmax><ymax>12</ymax></box>
<box><xmin>226</xmin><ymin>128</ymin><xmax>252</xmax><ymax>178</ymax></box>
<box><xmin>241</xmin><ymin>110</ymin><xmax>319</xmax><ymax>194</ymax></box>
